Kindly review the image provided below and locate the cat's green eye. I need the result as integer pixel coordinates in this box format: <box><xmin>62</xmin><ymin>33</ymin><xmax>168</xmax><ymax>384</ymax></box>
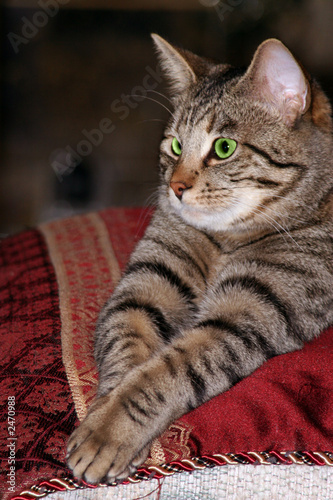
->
<box><xmin>171</xmin><ymin>137</ymin><xmax>182</xmax><ymax>156</ymax></box>
<box><xmin>214</xmin><ymin>138</ymin><xmax>237</xmax><ymax>159</ymax></box>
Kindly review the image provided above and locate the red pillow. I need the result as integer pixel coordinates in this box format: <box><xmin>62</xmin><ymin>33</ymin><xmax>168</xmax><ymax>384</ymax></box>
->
<box><xmin>0</xmin><ymin>208</ymin><xmax>332</xmax><ymax>499</ymax></box>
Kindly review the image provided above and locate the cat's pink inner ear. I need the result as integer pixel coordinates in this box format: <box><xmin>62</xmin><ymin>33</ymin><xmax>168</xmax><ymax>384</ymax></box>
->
<box><xmin>247</xmin><ymin>39</ymin><xmax>310</xmax><ymax>126</ymax></box>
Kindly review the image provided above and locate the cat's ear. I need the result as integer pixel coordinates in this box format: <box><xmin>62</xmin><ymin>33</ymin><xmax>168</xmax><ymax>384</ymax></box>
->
<box><xmin>240</xmin><ymin>39</ymin><xmax>311</xmax><ymax>126</ymax></box>
<box><xmin>151</xmin><ymin>33</ymin><xmax>211</xmax><ymax>94</ymax></box>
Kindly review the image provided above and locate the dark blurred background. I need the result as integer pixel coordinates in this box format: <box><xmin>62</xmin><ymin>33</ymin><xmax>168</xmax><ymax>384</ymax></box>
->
<box><xmin>1</xmin><ymin>0</ymin><xmax>333</xmax><ymax>235</ymax></box>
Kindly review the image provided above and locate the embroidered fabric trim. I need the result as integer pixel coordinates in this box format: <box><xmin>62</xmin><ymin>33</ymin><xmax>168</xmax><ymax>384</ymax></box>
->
<box><xmin>11</xmin><ymin>451</ymin><xmax>333</xmax><ymax>499</ymax></box>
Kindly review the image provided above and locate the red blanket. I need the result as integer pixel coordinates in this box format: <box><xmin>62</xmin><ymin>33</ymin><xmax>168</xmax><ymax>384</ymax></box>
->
<box><xmin>0</xmin><ymin>208</ymin><xmax>332</xmax><ymax>499</ymax></box>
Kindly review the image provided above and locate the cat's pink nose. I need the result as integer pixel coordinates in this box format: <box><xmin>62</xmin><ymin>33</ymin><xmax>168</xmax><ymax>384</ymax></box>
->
<box><xmin>170</xmin><ymin>181</ymin><xmax>192</xmax><ymax>200</ymax></box>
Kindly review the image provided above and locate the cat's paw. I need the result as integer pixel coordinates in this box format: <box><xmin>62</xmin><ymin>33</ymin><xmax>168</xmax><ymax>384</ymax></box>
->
<box><xmin>66</xmin><ymin>396</ymin><xmax>150</xmax><ymax>484</ymax></box>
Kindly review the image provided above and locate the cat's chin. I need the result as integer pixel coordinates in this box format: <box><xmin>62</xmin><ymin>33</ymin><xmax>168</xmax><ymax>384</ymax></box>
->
<box><xmin>169</xmin><ymin>201</ymin><xmax>236</xmax><ymax>233</ymax></box>
<box><xmin>165</xmin><ymin>189</ymin><xmax>263</xmax><ymax>234</ymax></box>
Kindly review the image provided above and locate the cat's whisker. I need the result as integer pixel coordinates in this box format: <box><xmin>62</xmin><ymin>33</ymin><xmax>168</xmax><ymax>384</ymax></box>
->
<box><xmin>226</xmin><ymin>187</ymin><xmax>307</xmax><ymax>226</ymax></box>
<box><xmin>132</xmin><ymin>188</ymin><xmax>160</xmax><ymax>239</ymax></box>
<box><xmin>129</xmin><ymin>94</ymin><xmax>174</xmax><ymax>118</ymax></box>
<box><xmin>230</xmin><ymin>201</ymin><xmax>289</xmax><ymax>245</ymax></box>
<box><xmin>199</xmin><ymin>190</ymin><xmax>304</xmax><ymax>249</ymax></box>
<box><xmin>146</xmin><ymin>89</ymin><xmax>174</xmax><ymax>105</ymax></box>
<box><xmin>255</xmin><ymin>202</ymin><xmax>307</xmax><ymax>226</ymax></box>
<box><xmin>134</xmin><ymin>119</ymin><xmax>167</xmax><ymax>125</ymax></box>
<box><xmin>262</xmin><ymin>195</ymin><xmax>308</xmax><ymax>224</ymax></box>
<box><xmin>135</xmin><ymin>206</ymin><xmax>155</xmax><ymax>239</ymax></box>
<box><xmin>144</xmin><ymin>190</ymin><xmax>159</xmax><ymax>208</ymax></box>
<box><xmin>226</xmin><ymin>195</ymin><xmax>304</xmax><ymax>251</ymax></box>
<box><xmin>251</xmin><ymin>207</ymin><xmax>304</xmax><ymax>251</ymax></box>
<box><xmin>253</xmin><ymin>209</ymin><xmax>303</xmax><ymax>250</ymax></box>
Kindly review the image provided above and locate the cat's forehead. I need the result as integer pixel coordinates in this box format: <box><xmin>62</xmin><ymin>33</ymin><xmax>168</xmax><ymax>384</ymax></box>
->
<box><xmin>174</xmin><ymin>109</ymin><xmax>235</xmax><ymax>137</ymax></box>
<box><xmin>170</xmin><ymin>69</ymin><xmax>244</xmax><ymax>135</ymax></box>
<box><xmin>171</xmin><ymin>92</ymin><xmax>239</xmax><ymax>140</ymax></box>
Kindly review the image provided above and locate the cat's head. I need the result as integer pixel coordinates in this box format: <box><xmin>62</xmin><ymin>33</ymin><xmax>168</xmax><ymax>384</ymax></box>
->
<box><xmin>152</xmin><ymin>34</ymin><xmax>333</xmax><ymax>236</ymax></box>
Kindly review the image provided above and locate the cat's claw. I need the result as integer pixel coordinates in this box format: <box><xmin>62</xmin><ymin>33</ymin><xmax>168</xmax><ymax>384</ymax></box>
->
<box><xmin>106</xmin><ymin>446</ymin><xmax>150</xmax><ymax>484</ymax></box>
<box><xmin>67</xmin><ymin>397</ymin><xmax>151</xmax><ymax>484</ymax></box>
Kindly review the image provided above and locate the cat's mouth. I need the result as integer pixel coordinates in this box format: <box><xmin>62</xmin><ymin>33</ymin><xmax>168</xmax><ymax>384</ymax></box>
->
<box><xmin>168</xmin><ymin>191</ymin><xmax>241</xmax><ymax>231</ymax></box>
<box><xmin>168</xmin><ymin>187</ymin><xmax>261</xmax><ymax>232</ymax></box>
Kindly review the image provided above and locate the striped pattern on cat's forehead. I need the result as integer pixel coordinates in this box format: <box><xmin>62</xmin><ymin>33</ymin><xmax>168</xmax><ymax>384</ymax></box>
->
<box><xmin>171</xmin><ymin>69</ymin><xmax>244</xmax><ymax>133</ymax></box>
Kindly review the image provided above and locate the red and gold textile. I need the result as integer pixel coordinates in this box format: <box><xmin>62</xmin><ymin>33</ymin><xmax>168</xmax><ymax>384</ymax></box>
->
<box><xmin>0</xmin><ymin>208</ymin><xmax>332</xmax><ymax>499</ymax></box>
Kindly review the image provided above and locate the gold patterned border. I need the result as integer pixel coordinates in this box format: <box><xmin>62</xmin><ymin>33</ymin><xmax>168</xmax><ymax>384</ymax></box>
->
<box><xmin>40</xmin><ymin>212</ymin><xmax>121</xmax><ymax>421</ymax></box>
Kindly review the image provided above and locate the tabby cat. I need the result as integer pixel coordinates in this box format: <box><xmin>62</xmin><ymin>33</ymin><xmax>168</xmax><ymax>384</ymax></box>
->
<box><xmin>67</xmin><ymin>35</ymin><xmax>333</xmax><ymax>483</ymax></box>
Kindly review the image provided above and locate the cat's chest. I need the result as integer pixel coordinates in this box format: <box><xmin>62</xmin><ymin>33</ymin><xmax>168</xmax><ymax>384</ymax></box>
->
<box><xmin>205</xmin><ymin>253</ymin><xmax>238</xmax><ymax>287</ymax></box>
<box><xmin>203</xmin><ymin>240</ymin><xmax>263</xmax><ymax>290</ymax></box>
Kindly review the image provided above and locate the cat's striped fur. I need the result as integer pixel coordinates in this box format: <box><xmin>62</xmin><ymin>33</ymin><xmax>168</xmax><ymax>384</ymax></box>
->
<box><xmin>67</xmin><ymin>36</ymin><xmax>333</xmax><ymax>483</ymax></box>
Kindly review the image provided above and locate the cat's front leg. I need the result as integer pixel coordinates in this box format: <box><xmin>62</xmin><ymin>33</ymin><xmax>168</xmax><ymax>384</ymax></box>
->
<box><xmin>94</xmin><ymin>212</ymin><xmax>210</xmax><ymax>396</ymax></box>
